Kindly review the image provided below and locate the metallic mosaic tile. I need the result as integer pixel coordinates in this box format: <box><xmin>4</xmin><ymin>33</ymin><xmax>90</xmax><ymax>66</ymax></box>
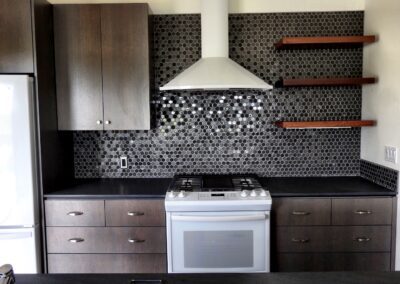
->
<box><xmin>74</xmin><ymin>12</ymin><xmax>364</xmax><ymax>178</ymax></box>
<box><xmin>360</xmin><ymin>160</ymin><xmax>399</xmax><ymax>191</ymax></box>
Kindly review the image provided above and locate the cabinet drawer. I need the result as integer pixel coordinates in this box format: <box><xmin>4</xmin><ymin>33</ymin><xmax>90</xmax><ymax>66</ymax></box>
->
<box><xmin>273</xmin><ymin>198</ymin><xmax>331</xmax><ymax>226</ymax></box>
<box><xmin>46</xmin><ymin>227</ymin><xmax>166</xmax><ymax>253</ymax></box>
<box><xmin>276</xmin><ymin>226</ymin><xmax>391</xmax><ymax>253</ymax></box>
<box><xmin>45</xmin><ymin>200</ymin><xmax>105</xmax><ymax>226</ymax></box>
<box><xmin>274</xmin><ymin>253</ymin><xmax>391</xmax><ymax>272</ymax></box>
<box><xmin>48</xmin><ymin>254</ymin><xmax>166</xmax><ymax>273</ymax></box>
<box><xmin>332</xmin><ymin>198</ymin><xmax>393</xmax><ymax>225</ymax></box>
<box><xmin>105</xmin><ymin>200</ymin><xmax>165</xmax><ymax>226</ymax></box>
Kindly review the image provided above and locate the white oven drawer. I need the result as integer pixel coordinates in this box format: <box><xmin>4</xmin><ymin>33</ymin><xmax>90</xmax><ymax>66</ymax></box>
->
<box><xmin>167</xmin><ymin>211</ymin><xmax>270</xmax><ymax>273</ymax></box>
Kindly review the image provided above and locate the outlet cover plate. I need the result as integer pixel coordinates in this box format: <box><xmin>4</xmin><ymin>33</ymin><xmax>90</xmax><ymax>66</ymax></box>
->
<box><xmin>384</xmin><ymin>146</ymin><xmax>397</xmax><ymax>164</ymax></box>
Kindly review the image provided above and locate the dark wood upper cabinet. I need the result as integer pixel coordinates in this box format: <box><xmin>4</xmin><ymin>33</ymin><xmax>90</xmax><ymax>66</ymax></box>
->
<box><xmin>101</xmin><ymin>4</ymin><xmax>151</xmax><ymax>130</ymax></box>
<box><xmin>53</xmin><ymin>3</ymin><xmax>151</xmax><ymax>131</ymax></box>
<box><xmin>54</xmin><ymin>5</ymin><xmax>103</xmax><ymax>130</ymax></box>
<box><xmin>0</xmin><ymin>0</ymin><xmax>34</xmax><ymax>73</ymax></box>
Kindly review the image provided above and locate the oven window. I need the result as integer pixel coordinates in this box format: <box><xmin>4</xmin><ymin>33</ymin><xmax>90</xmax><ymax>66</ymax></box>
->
<box><xmin>183</xmin><ymin>231</ymin><xmax>253</xmax><ymax>268</ymax></box>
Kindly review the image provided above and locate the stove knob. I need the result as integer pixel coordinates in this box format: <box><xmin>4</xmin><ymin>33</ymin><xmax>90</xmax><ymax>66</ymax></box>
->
<box><xmin>260</xmin><ymin>189</ymin><xmax>267</xmax><ymax>197</ymax></box>
<box><xmin>250</xmin><ymin>190</ymin><xmax>257</xmax><ymax>197</ymax></box>
<box><xmin>178</xmin><ymin>190</ymin><xmax>185</xmax><ymax>198</ymax></box>
<box><xmin>240</xmin><ymin>190</ymin><xmax>248</xmax><ymax>198</ymax></box>
<box><xmin>168</xmin><ymin>191</ymin><xmax>175</xmax><ymax>198</ymax></box>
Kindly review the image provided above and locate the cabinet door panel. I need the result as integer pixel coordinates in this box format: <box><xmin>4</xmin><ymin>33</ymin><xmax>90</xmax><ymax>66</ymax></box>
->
<box><xmin>46</xmin><ymin>227</ymin><xmax>166</xmax><ymax>253</ymax></box>
<box><xmin>45</xmin><ymin>200</ymin><xmax>105</xmax><ymax>227</ymax></box>
<box><xmin>276</xmin><ymin>226</ymin><xmax>391</xmax><ymax>253</ymax></box>
<box><xmin>332</xmin><ymin>198</ymin><xmax>393</xmax><ymax>225</ymax></box>
<box><xmin>101</xmin><ymin>4</ymin><xmax>150</xmax><ymax>130</ymax></box>
<box><xmin>0</xmin><ymin>0</ymin><xmax>34</xmax><ymax>73</ymax></box>
<box><xmin>48</xmin><ymin>254</ymin><xmax>167</xmax><ymax>273</ymax></box>
<box><xmin>54</xmin><ymin>5</ymin><xmax>103</xmax><ymax>130</ymax></box>
<box><xmin>105</xmin><ymin>200</ymin><xmax>165</xmax><ymax>226</ymax></box>
<box><xmin>275</xmin><ymin>253</ymin><xmax>391</xmax><ymax>272</ymax></box>
<box><xmin>273</xmin><ymin>198</ymin><xmax>331</xmax><ymax>226</ymax></box>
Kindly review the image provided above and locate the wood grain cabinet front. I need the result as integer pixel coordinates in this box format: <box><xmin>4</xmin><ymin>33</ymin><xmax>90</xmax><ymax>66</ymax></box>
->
<box><xmin>45</xmin><ymin>198</ymin><xmax>167</xmax><ymax>274</ymax></box>
<box><xmin>332</xmin><ymin>198</ymin><xmax>393</xmax><ymax>225</ymax></box>
<box><xmin>273</xmin><ymin>198</ymin><xmax>331</xmax><ymax>226</ymax></box>
<box><xmin>0</xmin><ymin>0</ymin><xmax>34</xmax><ymax>73</ymax></box>
<box><xmin>53</xmin><ymin>4</ymin><xmax>151</xmax><ymax>131</ymax></box>
<box><xmin>45</xmin><ymin>200</ymin><xmax>105</xmax><ymax>227</ymax></box>
<box><xmin>276</xmin><ymin>226</ymin><xmax>391</xmax><ymax>253</ymax></box>
<box><xmin>105</xmin><ymin>200</ymin><xmax>165</xmax><ymax>226</ymax></box>
<box><xmin>271</xmin><ymin>196</ymin><xmax>396</xmax><ymax>272</ymax></box>
<box><xmin>275</xmin><ymin>253</ymin><xmax>391</xmax><ymax>272</ymax></box>
<box><xmin>46</xmin><ymin>227</ymin><xmax>166</xmax><ymax>254</ymax></box>
<box><xmin>48</xmin><ymin>254</ymin><xmax>167</xmax><ymax>273</ymax></box>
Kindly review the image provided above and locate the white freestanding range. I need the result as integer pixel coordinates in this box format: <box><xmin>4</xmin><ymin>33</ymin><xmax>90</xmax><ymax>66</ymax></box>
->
<box><xmin>165</xmin><ymin>175</ymin><xmax>272</xmax><ymax>273</ymax></box>
<box><xmin>0</xmin><ymin>75</ymin><xmax>41</xmax><ymax>273</ymax></box>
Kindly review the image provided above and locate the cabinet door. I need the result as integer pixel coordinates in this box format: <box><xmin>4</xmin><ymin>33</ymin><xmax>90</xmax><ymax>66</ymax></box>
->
<box><xmin>105</xmin><ymin>200</ymin><xmax>165</xmax><ymax>227</ymax></box>
<box><xmin>48</xmin><ymin>254</ymin><xmax>166</xmax><ymax>273</ymax></box>
<box><xmin>332</xmin><ymin>198</ymin><xmax>393</xmax><ymax>225</ymax></box>
<box><xmin>273</xmin><ymin>198</ymin><xmax>331</xmax><ymax>226</ymax></box>
<box><xmin>54</xmin><ymin>5</ymin><xmax>103</xmax><ymax>130</ymax></box>
<box><xmin>101</xmin><ymin>4</ymin><xmax>151</xmax><ymax>130</ymax></box>
<box><xmin>0</xmin><ymin>0</ymin><xmax>34</xmax><ymax>73</ymax></box>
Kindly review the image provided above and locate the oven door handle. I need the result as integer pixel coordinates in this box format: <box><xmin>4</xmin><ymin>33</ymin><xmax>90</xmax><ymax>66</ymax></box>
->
<box><xmin>171</xmin><ymin>214</ymin><xmax>267</xmax><ymax>222</ymax></box>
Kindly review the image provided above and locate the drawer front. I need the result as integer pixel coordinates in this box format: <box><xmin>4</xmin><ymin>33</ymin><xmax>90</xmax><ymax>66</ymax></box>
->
<box><xmin>45</xmin><ymin>200</ymin><xmax>105</xmax><ymax>226</ymax></box>
<box><xmin>276</xmin><ymin>226</ymin><xmax>391</xmax><ymax>253</ymax></box>
<box><xmin>273</xmin><ymin>198</ymin><xmax>331</xmax><ymax>226</ymax></box>
<box><xmin>332</xmin><ymin>198</ymin><xmax>393</xmax><ymax>225</ymax></box>
<box><xmin>48</xmin><ymin>254</ymin><xmax>166</xmax><ymax>273</ymax></box>
<box><xmin>46</xmin><ymin>227</ymin><xmax>166</xmax><ymax>253</ymax></box>
<box><xmin>105</xmin><ymin>200</ymin><xmax>165</xmax><ymax>226</ymax></box>
<box><xmin>274</xmin><ymin>253</ymin><xmax>391</xmax><ymax>272</ymax></box>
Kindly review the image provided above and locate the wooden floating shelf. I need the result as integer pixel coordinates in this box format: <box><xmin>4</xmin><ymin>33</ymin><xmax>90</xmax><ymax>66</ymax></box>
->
<box><xmin>275</xmin><ymin>77</ymin><xmax>376</xmax><ymax>87</ymax></box>
<box><xmin>276</xmin><ymin>120</ymin><xmax>376</xmax><ymax>129</ymax></box>
<box><xmin>275</xmin><ymin>35</ymin><xmax>376</xmax><ymax>49</ymax></box>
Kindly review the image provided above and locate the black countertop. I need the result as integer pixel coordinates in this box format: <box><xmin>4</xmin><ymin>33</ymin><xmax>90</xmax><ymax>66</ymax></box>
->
<box><xmin>44</xmin><ymin>178</ymin><xmax>172</xmax><ymax>199</ymax></box>
<box><xmin>44</xmin><ymin>176</ymin><xmax>396</xmax><ymax>199</ymax></box>
<box><xmin>14</xmin><ymin>272</ymin><xmax>400</xmax><ymax>284</ymax></box>
<box><xmin>262</xmin><ymin>177</ymin><xmax>396</xmax><ymax>197</ymax></box>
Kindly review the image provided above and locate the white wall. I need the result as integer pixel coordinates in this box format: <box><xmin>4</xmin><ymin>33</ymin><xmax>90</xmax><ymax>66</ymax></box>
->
<box><xmin>48</xmin><ymin>0</ymin><xmax>364</xmax><ymax>14</ymax></box>
<box><xmin>362</xmin><ymin>0</ymin><xmax>400</xmax><ymax>270</ymax></box>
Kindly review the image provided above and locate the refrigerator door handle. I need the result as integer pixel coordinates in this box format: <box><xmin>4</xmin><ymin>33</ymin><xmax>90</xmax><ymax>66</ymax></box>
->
<box><xmin>0</xmin><ymin>232</ymin><xmax>32</xmax><ymax>240</ymax></box>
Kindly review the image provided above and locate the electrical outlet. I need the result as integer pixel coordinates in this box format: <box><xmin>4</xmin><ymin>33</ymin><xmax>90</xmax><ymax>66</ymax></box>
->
<box><xmin>120</xmin><ymin>156</ymin><xmax>128</xmax><ymax>169</ymax></box>
<box><xmin>384</xmin><ymin>146</ymin><xmax>397</xmax><ymax>164</ymax></box>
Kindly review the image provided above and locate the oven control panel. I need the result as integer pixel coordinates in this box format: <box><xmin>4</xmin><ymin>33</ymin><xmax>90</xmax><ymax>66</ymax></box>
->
<box><xmin>166</xmin><ymin>189</ymin><xmax>271</xmax><ymax>201</ymax></box>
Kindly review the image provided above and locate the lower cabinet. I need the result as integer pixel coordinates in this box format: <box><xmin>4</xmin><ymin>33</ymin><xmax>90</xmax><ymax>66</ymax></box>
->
<box><xmin>48</xmin><ymin>254</ymin><xmax>166</xmax><ymax>273</ymax></box>
<box><xmin>275</xmin><ymin>253</ymin><xmax>391</xmax><ymax>272</ymax></box>
<box><xmin>271</xmin><ymin>197</ymin><xmax>396</xmax><ymax>272</ymax></box>
<box><xmin>45</xmin><ymin>199</ymin><xmax>166</xmax><ymax>273</ymax></box>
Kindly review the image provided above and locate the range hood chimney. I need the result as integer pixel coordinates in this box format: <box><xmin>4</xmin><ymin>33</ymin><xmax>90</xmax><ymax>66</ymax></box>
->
<box><xmin>160</xmin><ymin>0</ymin><xmax>273</xmax><ymax>91</ymax></box>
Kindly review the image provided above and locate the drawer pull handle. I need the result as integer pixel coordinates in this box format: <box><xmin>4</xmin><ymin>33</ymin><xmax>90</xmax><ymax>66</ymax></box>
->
<box><xmin>128</xmin><ymin>239</ymin><xmax>145</xmax><ymax>243</ymax></box>
<box><xmin>354</xmin><ymin>210</ymin><xmax>372</xmax><ymax>215</ymax></box>
<box><xmin>68</xmin><ymin>238</ymin><xmax>84</xmax><ymax>243</ymax></box>
<box><xmin>67</xmin><ymin>211</ymin><xmax>84</xmax><ymax>216</ymax></box>
<box><xmin>291</xmin><ymin>238</ymin><xmax>310</xmax><ymax>243</ymax></box>
<box><xmin>354</xmin><ymin>237</ymin><xmax>371</xmax><ymax>242</ymax></box>
<box><xmin>291</xmin><ymin>211</ymin><xmax>311</xmax><ymax>216</ymax></box>
<box><xmin>128</xmin><ymin>212</ymin><xmax>145</xmax><ymax>216</ymax></box>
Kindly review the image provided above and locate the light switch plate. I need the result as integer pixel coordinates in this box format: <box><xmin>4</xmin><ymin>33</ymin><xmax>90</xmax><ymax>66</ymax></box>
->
<box><xmin>384</xmin><ymin>146</ymin><xmax>397</xmax><ymax>164</ymax></box>
<box><xmin>120</xmin><ymin>156</ymin><xmax>128</xmax><ymax>169</ymax></box>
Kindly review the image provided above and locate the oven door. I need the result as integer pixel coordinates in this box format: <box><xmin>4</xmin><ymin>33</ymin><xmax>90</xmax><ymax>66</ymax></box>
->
<box><xmin>167</xmin><ymin>211</ymin><xmax>270</xmax><ymax>273</ymax></box>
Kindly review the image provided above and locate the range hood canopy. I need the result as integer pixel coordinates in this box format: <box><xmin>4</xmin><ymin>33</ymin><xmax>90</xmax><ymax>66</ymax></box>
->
<box><xmin>160</xmin><ymin>0</ymin><xmax>273</xmax><ymax>91</ymax></box>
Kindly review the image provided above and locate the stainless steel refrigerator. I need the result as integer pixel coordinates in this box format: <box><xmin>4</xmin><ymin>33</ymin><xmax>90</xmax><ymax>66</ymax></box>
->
<box><xmin>0</xmin><ymin>75</ymin><xmax>40</xmax><ymax>273</ymax></box>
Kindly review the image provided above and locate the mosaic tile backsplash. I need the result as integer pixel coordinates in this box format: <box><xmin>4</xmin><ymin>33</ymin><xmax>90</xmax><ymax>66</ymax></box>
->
<box><xmin>74</xmin><ymin>11</ymin><xmax>365</xmax><ymax>178</ymax></box>
<box><xmin>360</xmin><ymin>160</ymin><xmax>399</xmax><ymax>191</ymax></box>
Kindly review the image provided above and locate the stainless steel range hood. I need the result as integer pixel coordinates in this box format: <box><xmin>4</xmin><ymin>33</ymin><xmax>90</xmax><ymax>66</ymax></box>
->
<box><xmin>160</xmin><ymin>0</ymin><xmax>273</xmax><ymax>91</ymax></box>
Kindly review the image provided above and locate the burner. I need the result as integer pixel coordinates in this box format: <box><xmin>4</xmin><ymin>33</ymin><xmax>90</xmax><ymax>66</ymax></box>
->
<box><xmin>169</xmin><ymin>175</ymin><xmax>263</xmax><ymax>193</ymax></box>
<box><xmin>173</xmin><ymin>177</ymin><xmax>202</xmax><ymax>191</ymax></box>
